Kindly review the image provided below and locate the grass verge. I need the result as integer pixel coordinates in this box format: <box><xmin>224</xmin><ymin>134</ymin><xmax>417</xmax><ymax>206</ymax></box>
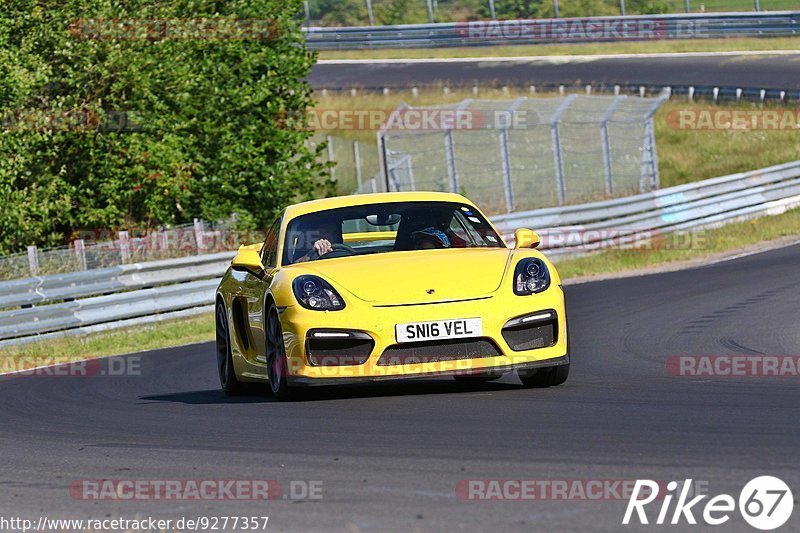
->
<box><xmin>0</xmin><ymin>313</ymin><xmax>215</xmax><ymax>366</ymax></box>
<box><xmin>3</xmin><ymin>208</ymin><xmax>800</xmax><ymax>361</ymax></box>
<box><xmin>557</xmin><ymin>207</ymin><xmax>800</xmax><ymax>279</ymax></box>
<box><xmin>318</xmin><ymin>37</ymin><xmax>800</xmax><ymax>61</ymax></box>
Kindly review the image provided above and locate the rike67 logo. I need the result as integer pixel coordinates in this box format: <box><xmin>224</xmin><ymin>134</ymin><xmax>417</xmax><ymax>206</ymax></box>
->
<box><xmin>623</xmin><ymin>477</ymin><xmax>794</xmax><ymax>530</ymax></box>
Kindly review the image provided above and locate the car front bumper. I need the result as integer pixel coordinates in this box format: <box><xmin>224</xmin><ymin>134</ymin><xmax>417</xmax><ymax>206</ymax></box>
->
<box><xmin>278</xmin><ymin>284</ymin><xmax>568</xmax><ymax>385</ymax></box>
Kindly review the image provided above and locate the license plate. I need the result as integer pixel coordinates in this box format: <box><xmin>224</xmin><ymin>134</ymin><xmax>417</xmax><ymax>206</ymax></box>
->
<box><xmin>395</xmin><ymin>318</ymin><xmax>482</xmax><ymax>343</ymax></box>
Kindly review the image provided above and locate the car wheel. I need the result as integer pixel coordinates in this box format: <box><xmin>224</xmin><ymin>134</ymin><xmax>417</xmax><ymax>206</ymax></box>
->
<box><xmin>266</xmin><ymin>306</ymin><xmax>292</xmax><ymax>400</ymax></box>
<box><xmin>216</xmin><ymin>302</ymin><xmax>245</xmax><ymax>396</ymax></box>
<box><xmin>519</xmin><ymin>362</ymin><xmax>569</xmax><ymax>388</ymax></box>
<box><xmin>520</xmin><ymin>324</ymin><xmax>571</xmax><ymax>388</ymax></box>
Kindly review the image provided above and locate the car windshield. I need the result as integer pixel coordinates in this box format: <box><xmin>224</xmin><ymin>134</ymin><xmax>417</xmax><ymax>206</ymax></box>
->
<box><xmin>283</xmin><ymin>201</ymin><xmax>503</xmax><ymax>265</ymax></box>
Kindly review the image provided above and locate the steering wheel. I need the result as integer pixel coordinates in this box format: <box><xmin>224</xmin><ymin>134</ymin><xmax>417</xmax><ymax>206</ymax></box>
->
<box><xmin>307</xmin><ymin>242</ymin><xmax>356</xmax><ymax>261</ymax></box>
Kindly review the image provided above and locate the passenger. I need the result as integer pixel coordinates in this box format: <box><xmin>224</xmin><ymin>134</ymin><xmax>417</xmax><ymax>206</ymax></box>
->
<box><xmin>411</xmin><ymin>227</ymin><xmax>451</xmax><ymax>250</ymax></box>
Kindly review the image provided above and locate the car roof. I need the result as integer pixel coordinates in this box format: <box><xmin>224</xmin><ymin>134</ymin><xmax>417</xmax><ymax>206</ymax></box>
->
<box><xmin>284</xmin><ymin>191</ymin><xmax>476</xmax><ymax>221</ymax></box>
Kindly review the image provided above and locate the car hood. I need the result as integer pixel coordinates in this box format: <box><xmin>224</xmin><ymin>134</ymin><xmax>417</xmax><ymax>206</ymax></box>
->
<box><xmin>304</xmin><ymin>248</ymin><xmax>512</xmax><ymax>305</ymax></box>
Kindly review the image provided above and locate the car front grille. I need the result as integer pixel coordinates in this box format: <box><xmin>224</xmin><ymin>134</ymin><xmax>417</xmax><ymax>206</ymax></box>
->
<box><xmin>377</xmin><ymin>338</ymin><xmax>503</xmax><ymax>366</ymax></box>
<box><xmin>501</xmin><ymin>314</ymin><xmax>557</xmax><ymax>352</ymax></box>
<box><xmin>306</xmin><ymin>331</ymin><xmax>374</xmax><ymax>366</ymax></box>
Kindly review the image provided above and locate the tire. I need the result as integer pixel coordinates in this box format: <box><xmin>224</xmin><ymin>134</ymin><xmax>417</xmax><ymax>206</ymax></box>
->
<box><xmin>519</xmin><ymin>363</ymin><xmax>569</xmax><ymax>388</ymax></box>
<box><xmin>266</xmin><ymin>305</ymin><xmax>293</xmax><ymax>400</ymax></box>
<box><xmin>519</xmin><ymin>324</ymin><xmax>570</xmax><ymax>388</ymax></box>
<box><xmin>216</xmin><ymin>302</ymin><xmax>246</xmax><ymax>396</ymax></box>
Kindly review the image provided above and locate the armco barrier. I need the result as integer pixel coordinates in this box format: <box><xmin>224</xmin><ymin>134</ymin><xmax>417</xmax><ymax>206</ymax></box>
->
<box><xmin>0</xmin><ymin>279</ymin><xmax>219</xmax><ymax>341</ymax></box>
<box><xmin>304</xmin><ymin>12</ymin><xmax>800</xmax><ymax>50</ymax></box>
<box><xmin>1</xmin><ymin>160</ymin><xmax>799</xmax><ymax>346</ymax></box>
<box><xmin>0</xmin><ymin>251</ymin><xmax>233</xmax><ymax>310</ymax></box>
<box><xmin>492</xmin><ymin>160</ymin><xmax>800</xmax><ymax>253</ymax></box>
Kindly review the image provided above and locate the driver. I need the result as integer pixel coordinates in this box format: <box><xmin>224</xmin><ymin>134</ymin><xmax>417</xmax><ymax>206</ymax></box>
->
<box><xmin>295</xmin><ymin>221</ymin><xmax>342</xmax><ymax>262</ymax></box>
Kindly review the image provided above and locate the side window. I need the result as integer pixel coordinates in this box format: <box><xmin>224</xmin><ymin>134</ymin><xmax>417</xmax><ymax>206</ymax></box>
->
<box><xmin>261</xmin><ymin>218</ymin><xmax>281</xmax><ymax>267</ymax></box>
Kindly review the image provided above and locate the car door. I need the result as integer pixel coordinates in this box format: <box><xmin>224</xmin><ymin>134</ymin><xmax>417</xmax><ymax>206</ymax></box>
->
<box><xmin>242</xmin><ymin>217</ymin><xmax>281</xmax><ymax>364</ymax></box>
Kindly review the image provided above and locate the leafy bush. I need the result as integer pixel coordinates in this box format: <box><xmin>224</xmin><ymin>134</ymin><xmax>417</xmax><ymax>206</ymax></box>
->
<box><xmin>0</xmin><ymin>0</ymin><xmax>332</xmax><ymax>254</ymax></box>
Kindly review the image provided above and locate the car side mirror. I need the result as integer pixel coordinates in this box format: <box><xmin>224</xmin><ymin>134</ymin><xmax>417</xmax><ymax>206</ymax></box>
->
<box><xmin>232</xmin><ymin>246</ymin><xmax>266</xmax><ymax>278</ymax></box>
<box><xmin>514</xmin><ymin>228</ymin><xmax>541</xmax><ymax>249</ymax></box>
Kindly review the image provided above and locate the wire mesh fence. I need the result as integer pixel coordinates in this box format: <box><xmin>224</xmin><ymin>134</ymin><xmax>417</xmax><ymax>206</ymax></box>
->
<box><xmin>304</xmin><ymin>0</ymin><xmax>797</xmax><ymax>27</ymax></box>
<box><xmin>2</xmin><ymin>95</ymin><xmax>665</xmax><ymax>280</ymax></box>
<box><xmin>310</xmin><ymin>133</ymin><xmax>384</xmax><ymax>195</ymax></box>
<box><xmin>0</xmin><ymin>220</ymin><xmax>241</xmax><ymax>281</ymax></box>
<box><xmin>378</xmin><ymin>93</ymin><xmax>666</xmax><ymax>215</ymax></box>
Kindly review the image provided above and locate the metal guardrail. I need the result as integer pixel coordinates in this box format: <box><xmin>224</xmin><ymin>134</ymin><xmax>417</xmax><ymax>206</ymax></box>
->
<box><xmin>493</xmin><ymin>160</ymin><xmax>800</xmax><ymax>253</ymax></box>
<box><xmin>0</xmin><ymin>252</ymin><xmax>233</xmax><ymax>310</ymax></box>
<box><xmin>304</xmin><ymin>12</ymin><xmax>800</xmax><ymax>50</ymax></box>
<box><xmin>0</xmin><ymin>279</ymin><xmax>219</xmax><ymax>341</ymax></box>
<box><xmin>1</xmin><ymin>159</ymin><xmax>799</xmax><ymax>347</ymax></box>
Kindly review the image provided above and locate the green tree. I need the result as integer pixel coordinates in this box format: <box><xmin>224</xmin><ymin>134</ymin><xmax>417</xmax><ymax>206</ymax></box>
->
<box><xmin>478</xmin><ymin>0</ymin><xmax>547</xmax><ymax>18</ymax></box>
<box><xmin>0</xmin><ymin>0</ymin><xmax>331</xmax><ymax>254</ymax></box>
<box><xmin>309</xmin><ymin>0</ymin><xmax>368</xmax><ymax>26</ymax></box>
<box><xmin>376</xmin><ymin>0</ymin><xmax>429</xmax><ymax>25</ymax></box>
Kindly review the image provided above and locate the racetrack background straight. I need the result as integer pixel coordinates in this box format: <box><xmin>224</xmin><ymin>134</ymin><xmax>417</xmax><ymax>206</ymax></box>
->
<box><xmin>1</xmin><ymin>242</ymin><xmax>798</xmax><ymax>532</ymax></box>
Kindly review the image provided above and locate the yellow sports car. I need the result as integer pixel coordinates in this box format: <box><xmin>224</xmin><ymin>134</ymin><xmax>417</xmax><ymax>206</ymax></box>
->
<box><xmin>215</xmin><ymin>191</ymin><xmax>569</xmax><ymax>398</ymax></box>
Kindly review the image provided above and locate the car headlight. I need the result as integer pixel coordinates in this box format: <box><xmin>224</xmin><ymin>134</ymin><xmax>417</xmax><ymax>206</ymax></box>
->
<box><xmin>292</xmin><ymin>275</ymin><xmax>346</xmax><ymax>311</ymax></box>
<box><xmin>514</xmin><ymin>258</ymin><xmax>550</xmax><ymax>295</ymax></box>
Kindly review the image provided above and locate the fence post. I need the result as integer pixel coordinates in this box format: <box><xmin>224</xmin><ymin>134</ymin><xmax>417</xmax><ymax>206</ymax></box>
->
<box><xmin>27</xmin><ymin>245</ymin><xmax>40</xmax><ymax>277</ymax></box>
<box><xmin>641</xmin><ymin>120</ymin><xmax>661</xmax><ymax>191</ymax></box>
<box><xmin>641</xmin><ymin>91</ymin><xmax>669</xmax><ymax>191</ymax></box>
<box><xmin>444</xmin><ymin>129</ymin><xmax>458</xmax><ymax>193</ymax></box>
<box><xmin>365</xmin><ymin>0</ymin><xmax>374</xmax><ymax>25</ymax></box>
<box><xmin>326</xmin><ymin>134</ymin><xmax>336</xmax><ymax>183</ymax></box>
<box><xmin>498</xmin><ymin>97</ymin><xmax>526</xmax><ymax>213</ymax></box>
<box><xmin>353</xmin><ymin>140</ymin><xmax>363</xmax><ymax>193</ymax></box>
<box><xmin>549</xmin><ymin>94</ymin><xmax>576</xmax><ymax>205</ymax></box>
<box><xmin>443</xmin><ymin>99</ymin><xmax>473</xmax><ymax>194</ymax></box>
<box><xmin>193</xmin><ymin>218</ymin><xmax>205</xmax><ymax>254</ymax></box>
<box><xmin>377</xmin><ymin>130</ymin><xmax>390</xmax><ymax>191</ymax></box>
<box><xmin>498</xmin><ymin>128</ymin><xmax>514</xmax><ymax>212</ymax></box>
<box><xmin>405</xmin><ymin>154</ymin><xmax>416</xmax><ymax>191</ymax></box>
<box><xmin>377</xmin><ymin>103</ymin><xmax>409</xmax><ymax>192</ymax></box>
<box><xmin>426</xmin><ymin>0</ymin><xmax>434</xmax><ymax>23</ymax></box>
<box><xmin>74</xmin><ymin>239</ymin><xmax>87</xmax><ymax>271</ymax></box>
<box><xmin>158</xmin><ymin>229</ymin><xmax>169</xmax><ymax>253</ymax></box>
<box><xmin>600</xmin><ymin>96</ymin><xmax>626</xmax><ymax>196</ymax></box>
<box><xmin>488</xmin><ymin>0</ymin><xmax>496</xmax><ymax>18</ymax></box>
<box><xmin>118</xmin><ymin>231</ymin><xmax>130</xmax><ymax>264</ymax></box>
<box><xmin>619</xmin><ymin>0</ymin><xmax>626</xmax><ymax>15</ymax></box>
<box><xmin>685</xmin><ymin>0</ymin><xmax>690</xmax><ymax>12</ymax></box>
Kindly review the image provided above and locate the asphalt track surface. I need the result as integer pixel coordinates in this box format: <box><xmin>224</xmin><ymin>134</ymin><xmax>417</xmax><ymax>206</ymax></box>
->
<box><xmin>1</xmin><ymin>243</ymin><xmax>800</xmax><ymax>532</ymax></box>
<box><xmin>309</xmin><ymin>53</ymin><xmax>800</xmax><ymax>91</ymax></box>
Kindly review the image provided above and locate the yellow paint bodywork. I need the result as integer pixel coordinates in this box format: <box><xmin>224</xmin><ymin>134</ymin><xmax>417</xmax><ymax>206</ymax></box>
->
<box><xmin>216</xmin><ymin>191</ymin><xmax>567</xmax><ymax>385</ymax></box>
